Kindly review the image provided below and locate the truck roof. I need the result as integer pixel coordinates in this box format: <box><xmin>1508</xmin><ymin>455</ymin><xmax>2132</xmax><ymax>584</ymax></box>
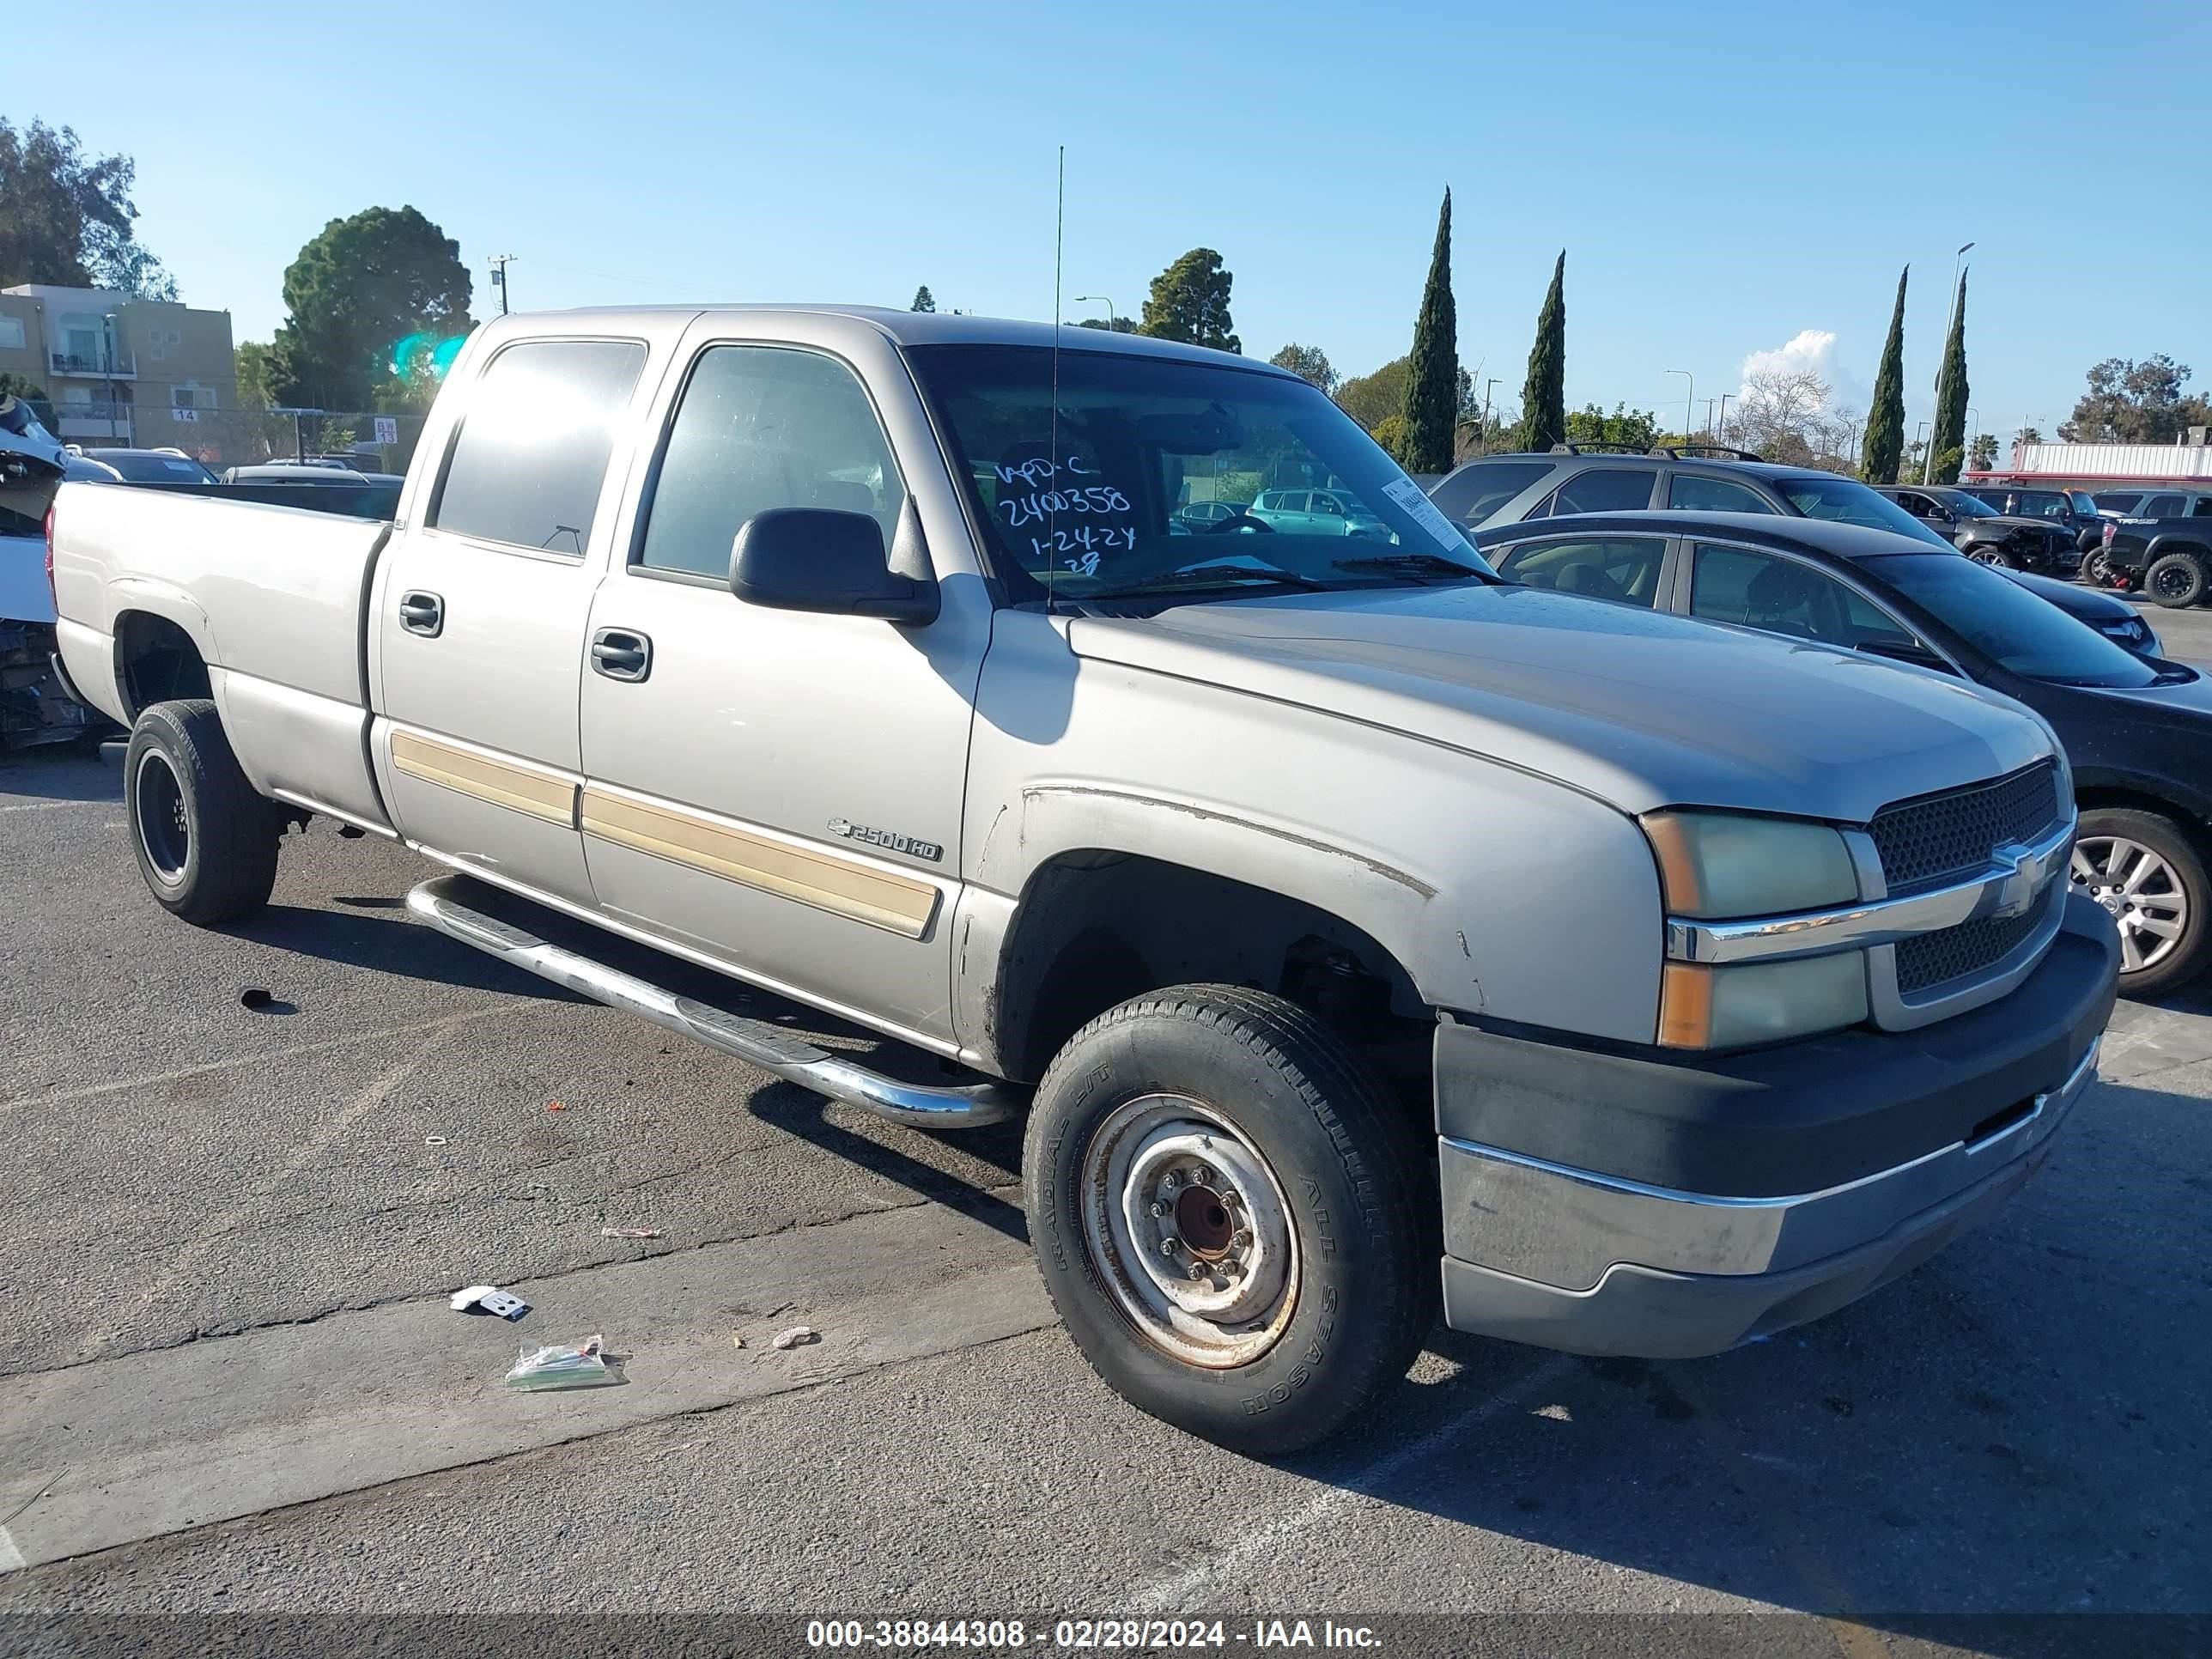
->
<box><xmin>474</xmin><ymin>305</ymin><xmax>1283</xmax><ymax>373</ymax></box>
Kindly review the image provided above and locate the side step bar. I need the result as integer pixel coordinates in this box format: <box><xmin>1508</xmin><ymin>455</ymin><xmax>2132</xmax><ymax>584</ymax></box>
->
<box><xmin>404</xmin><ymin>875</ymin><xmax>1022</xmax><ymax>1129</ymax></box>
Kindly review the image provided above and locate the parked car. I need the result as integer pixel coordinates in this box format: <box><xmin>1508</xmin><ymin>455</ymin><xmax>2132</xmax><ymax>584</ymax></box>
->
<box><xmin>2098</xmin><ymin>509</ymin><xmax>2212</xmax><ymax>609</ymax></box>
<box><xmin>1429</xmin><ymin>445</ymin><xmax>1959</xmax><ymax>548</ymax></box>
<box><xmin>0</xmin><ymin>396</ymin><xmax>99</xmax><ymax>748</ymax></box>
<box><xmin>49</xmin><ymin>308</ymin><xmax>2117</xmax><ymax>1451</ymax></box>
<box><xmin>1243</xmin><ymin>485</ymin><xmax>1389</xmax><ymax>538</ymax></box>
<box><xmin>1474</xmin><ymin>509</ymin><xmax>2210</xmax><ymax>996</ymax></box>
<box><xmin>1172</xmin><ymin>500</ymin><xmax>1243</xmax><ymax>532</ymax></box>
<box><xmin>1960</xmin><ymin>484</ymin><xmax>2105</xmax><ymax>554</ymax></box>
<box><xmin>2092</xmin><ymin>487</ymin><xmax>2212</xmax><ymax>521</ymax></box>
<box><xmin>1872</xmin><ymin>484</ymin><xmax>2080</xmax><ymax>574</ymax></box>
<box><xmin>81</xmin><ymin>448</ymin><xmax>221</xmax><ymax>485</ymax></box>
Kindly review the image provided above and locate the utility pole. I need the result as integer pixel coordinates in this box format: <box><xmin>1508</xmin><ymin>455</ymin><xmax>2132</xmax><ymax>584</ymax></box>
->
<box><xmin>1667</xmin><ymin>370</ymin><xmax>1692</xmax><ymax>447</ymax></box>
<box><xmin>1702</xmin><ymin>397</ymin><xmax>1717</xmax><ymax>437</ymax></box>
<box><xmin>1483</xmin><ymin>378</ymin><xmax>1498</xmax><ymax>449</ymax></box>
<box><xmin>1924</xmin><ymin>240</ymin><xmax>1973</xmax><ymax>483</ymax></box>
<box><xmin>489</xmin><ymin>253</ymin><xmax>518</xmax><ymax>317</ymax></box>
<box><xmin>1716</xmin><ymin>392</ymin><xmax>1731</xmax><ymax>447</ymax></box>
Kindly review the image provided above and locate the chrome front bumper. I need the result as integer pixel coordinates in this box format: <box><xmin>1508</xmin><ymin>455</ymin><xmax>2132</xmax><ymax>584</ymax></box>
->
<box><xmin>1437</xmin><ymin>1038</ymin><xmax>2100</xmax><ymax>1358</ymax></box>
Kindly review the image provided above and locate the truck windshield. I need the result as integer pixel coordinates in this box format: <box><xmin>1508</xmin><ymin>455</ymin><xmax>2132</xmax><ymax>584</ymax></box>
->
<box><xmin>1771</xmin><ymin>475</ymin><xmax>1951</xmax><ymax>545</ymax></box>
<box><xmin>907</xmin><ymin>343</ymin><xmax>1496</xmax><ymax>602</ymax></box>
<box><xmin>1877</xmin><ymin>555</ymin><xmax>2161</xmax><ymax>688</ymax></box>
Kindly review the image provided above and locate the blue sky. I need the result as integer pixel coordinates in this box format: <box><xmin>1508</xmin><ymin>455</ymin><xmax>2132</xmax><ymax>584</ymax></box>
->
<box><xmin>9</xmin><ymin>0</ymin><xmax>2204</xmax><ymax>439</ymax></box>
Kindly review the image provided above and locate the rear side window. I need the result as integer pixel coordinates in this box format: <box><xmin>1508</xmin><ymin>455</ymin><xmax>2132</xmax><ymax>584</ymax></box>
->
<box><xmin>1428</xmin><ymin>460</ymin><xmax>1553</xmax><ymax>526</ymax></box>
<box><xmin>1538</xmin><ymin>468</ymin><xmax>1655</xmax><ymax>517</ymax></box>
<box><xmin>2142</xmin><ymin>495</ymin><xmax>2184</xmax><ymax>517</ymax></box>
<box><xmin>1667</xmin><ymin>473</ymin><xmax>1777</xmax><ymax>514</ymax></box>
<box><xmin>432</xmin><ymin>339</ymin><xmax>647</xmax><ymax>554</ymax></box>
<box><xmin>1494</xmin><ymin>535</ymin><xmax>1668</xmax><ymax>605</ymax></box>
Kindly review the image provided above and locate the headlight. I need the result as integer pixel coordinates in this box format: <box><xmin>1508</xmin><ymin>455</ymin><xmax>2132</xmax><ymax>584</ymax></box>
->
<box><xmin>1659</xmin><ymin>956</ymin><xmax>1869</xmax><ymax>1049</ymax></box>
<box><xmin>1640</xmin><ymin>811</ymin><xmax>1860</xmax><ymax>919</ymax></box>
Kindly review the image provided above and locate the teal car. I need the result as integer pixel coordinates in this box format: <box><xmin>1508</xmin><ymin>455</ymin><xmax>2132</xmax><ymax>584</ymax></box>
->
<box><xmin>1246</xmin><ymin>487</ymin><xmax>1393</xmax><ymax>538</ymax></box>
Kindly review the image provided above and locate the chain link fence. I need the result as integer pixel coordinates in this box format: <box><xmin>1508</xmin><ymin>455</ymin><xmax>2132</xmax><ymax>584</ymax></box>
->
<box><xmin>21</xmin><ymin>380</ymin><xmax>429</xmax><ymax>474</ymax></box>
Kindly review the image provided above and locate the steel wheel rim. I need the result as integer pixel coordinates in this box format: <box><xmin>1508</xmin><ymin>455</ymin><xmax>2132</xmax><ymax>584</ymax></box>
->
<box><xmin>2072</xmin><ymin>836</ymin><xmax>2190</xmax><ymax>974</ymax></box>
<box><xmin>1079</xmin><ymin>1092</ymin><xmax>1299</xmax><ymax>1368</ymax></box>
<box><xmin>134</xmin><ymin>748</ymin><xmax>190</xmax><ymax>884</ymax></box>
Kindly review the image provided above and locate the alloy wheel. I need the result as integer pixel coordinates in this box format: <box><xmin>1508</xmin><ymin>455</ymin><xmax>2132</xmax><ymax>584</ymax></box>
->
<box><xmin>2072</xmin><ymin>836</ymin><xmax>2190</xmax><ymax>974</ymax></box>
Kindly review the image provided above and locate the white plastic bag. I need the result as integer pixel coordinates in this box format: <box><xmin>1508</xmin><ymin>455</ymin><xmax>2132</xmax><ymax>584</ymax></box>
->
<box><xmin>504</xmin><ymin>1333</ymin><xmax>622</xmax><ymax>1391</ymax></box>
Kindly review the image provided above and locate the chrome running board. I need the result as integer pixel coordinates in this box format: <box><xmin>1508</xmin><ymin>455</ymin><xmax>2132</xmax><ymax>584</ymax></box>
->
<box><xmin>404</xmin><ymin>875</ymin><xmax>1021</xmax><ymax>1129</ymax></box>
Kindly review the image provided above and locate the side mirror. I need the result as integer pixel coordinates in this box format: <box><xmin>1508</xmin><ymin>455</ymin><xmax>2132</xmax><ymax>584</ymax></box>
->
<box><xmin>729</xmin><ymin>507</ymin><xmax>939</xmax><ymax>626</ymax></box>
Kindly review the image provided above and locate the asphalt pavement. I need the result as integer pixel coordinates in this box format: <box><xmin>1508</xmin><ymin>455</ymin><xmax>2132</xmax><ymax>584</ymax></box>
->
<box><xmin>2</xmin><ymin>734</ymin><xmax>2209</xmax><ymax>1655</ymax></box>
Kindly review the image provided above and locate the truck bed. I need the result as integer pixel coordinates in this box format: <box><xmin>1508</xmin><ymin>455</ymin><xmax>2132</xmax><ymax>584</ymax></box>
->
<box><xmin>50</xmin><ymin>481</ymin><xmax>395</xmax><ymax>825</ymax></box>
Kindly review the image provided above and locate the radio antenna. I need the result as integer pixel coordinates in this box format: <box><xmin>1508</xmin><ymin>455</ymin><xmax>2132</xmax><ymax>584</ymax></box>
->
<box><xmin>1046</xmin><ymin>144</ymin><xmax>1065</xmax><ymax>616</ymax></box>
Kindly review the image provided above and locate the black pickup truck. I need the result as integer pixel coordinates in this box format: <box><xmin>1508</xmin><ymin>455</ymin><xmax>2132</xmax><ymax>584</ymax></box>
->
<box><xmin>2100</xmin><ymin>509</ymin><xmax>2212</xmax><ymax>609</ymax></box>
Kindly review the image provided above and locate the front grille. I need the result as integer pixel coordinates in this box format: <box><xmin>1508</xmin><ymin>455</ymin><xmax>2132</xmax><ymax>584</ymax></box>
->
<box><xmin>1895</xmin><ymin>890</ymin><xmax>2051</xmax><ymax>996</ymax></box>
<box><xmin>1869</xmin><ymin>762</ymin><xmax>2060</xmax><ymax>895</ymax></box>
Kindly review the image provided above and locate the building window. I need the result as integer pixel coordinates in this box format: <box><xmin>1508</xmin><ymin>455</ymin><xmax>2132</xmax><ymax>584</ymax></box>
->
<box><xmin>0</xmin><ymin>315</ymin><xmax>25</xmax><ymax>351</ymax></box>
<box><xmin>173</xmin><ymin>386</ymin><xmax>200</xmax><ymax>410</ymax></box>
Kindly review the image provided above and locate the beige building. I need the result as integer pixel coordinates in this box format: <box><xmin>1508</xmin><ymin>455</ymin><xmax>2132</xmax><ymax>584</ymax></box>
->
<box><xmin>0</xmin><ymin>284</ymin><xmax>237</xmax><ymax>453</ymax></box>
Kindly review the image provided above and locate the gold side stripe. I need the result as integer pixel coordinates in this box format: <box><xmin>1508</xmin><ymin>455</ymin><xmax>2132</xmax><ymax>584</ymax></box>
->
<box><xmin>390</xmin><ymin>731</ymin><xmax>577</xmax><ymax>826</ymax></box>
<box><xmin>580</xmin><ymin>787</ymin><xmax>939</xmax><ymax>940</ymax></box>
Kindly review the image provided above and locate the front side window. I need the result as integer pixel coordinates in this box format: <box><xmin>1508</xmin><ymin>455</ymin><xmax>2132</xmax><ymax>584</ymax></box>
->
<box><xmin>1495</xmin><ymin>536</ymin><xmax>1667</xmax><ymax>606</ymax></box>
<box><xmin>432</xmin><ymin>338</ymin><xmax>647</xmax><ymax>554</ymax></box>
<box><xmin>1540</xmin><ymin>468</ymin><xmax>1654</xmax><ymax>517</ymax></box>
<box><xmin>2142</xmin><ymin>495</ymin><xmax>2184</xmax><ymax>517</ymax></box>
<box><xmin>2193</xmin><ymin>499</ymin><xmax>2212</xmax><ymax>518</ymax></box>
<box><xmin>1667</xmin><ymin>473</ymin><xmax>1777</xmax><ymax>514</ymax></box>
<box><xmin>1690</xmin><ymin>544</ymin><xmax>1892</xmax><ymax>649</ymax></box>
<box><xmin>635</xmin><ymin>345</ymin><xmax>905</xmax><ymax>580</ymax></box>
<box><xmin>2095</xmin><ymin>492</ymin><xmax>2143</xmax><ymax>514</ymax></box>
<box><xmin>908</xmin><ymin>343</ymin><xmax>1492</xmax><ymax>602</ymax></box>
<box><xmin>1428</xmin><ymin>459</ymin><xmax>1554</xmax><ymax>526</ymax></box>
<box><xmin>1875</xmin><ymin>554</ymin><xmax>2161</xmax><ymax>687</ymax></box>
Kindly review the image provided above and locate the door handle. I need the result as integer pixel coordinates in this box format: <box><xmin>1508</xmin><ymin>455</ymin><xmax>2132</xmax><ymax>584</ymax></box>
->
<box><xmin>590</xmin><ymin>628</ymin><xmax>652</xmax><ymax>682</ymax></box>
<box><xmin>398</xmin><ymin>590</ymin><xmax>444</xmax><ymax>637</ymax></box>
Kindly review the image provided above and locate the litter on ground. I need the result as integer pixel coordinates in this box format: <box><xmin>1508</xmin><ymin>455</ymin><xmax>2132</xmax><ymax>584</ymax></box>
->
<box><xmin>449</xmin><ymin>1284</ymin><xmax>531</xmax><ymax>1321</ymax></box>
<box><xmin>506</xmin><ymin>1334</ymin><xmax>622</xmax><ymax>1391</ymax></box>
<box><xmin>771</xmin><ymin>1325</ymin><xmax>819</xmax><ymax>1351</ymax></box>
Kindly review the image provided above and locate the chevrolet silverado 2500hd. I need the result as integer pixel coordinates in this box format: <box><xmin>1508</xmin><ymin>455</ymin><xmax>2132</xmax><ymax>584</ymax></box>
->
<box><xmin>49</xmin><ymin>307</ymin><xmax>2119</xmax><ymax>1451</ymax></box>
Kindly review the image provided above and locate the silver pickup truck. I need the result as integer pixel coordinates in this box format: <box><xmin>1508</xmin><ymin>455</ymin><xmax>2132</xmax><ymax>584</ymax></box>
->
<box><xmin>48</xmin><ymin>307</ymin><xmax>2118</xmax><ymax>1451</ymax></box>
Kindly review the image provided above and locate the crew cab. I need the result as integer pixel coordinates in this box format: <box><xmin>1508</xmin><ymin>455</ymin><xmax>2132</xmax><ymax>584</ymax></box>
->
<box><xmin>2099</xmin><ymin>508</ymin><xmax>2212</xmax><ymax>609</ymax></box>
<box><xmin>48</xmin><ymin>307</ymin><xmax>2118</xmax><ymax>1452</ymax></box>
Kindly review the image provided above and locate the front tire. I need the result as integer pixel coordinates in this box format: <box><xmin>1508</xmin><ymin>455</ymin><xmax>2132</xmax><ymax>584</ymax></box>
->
<box><xmin>2081</xmin><ymin>548</ymin><xmax>2112</xmax><ymax>586</ymax></box>
<box><xmin>2073</xmin><ymin>808</ymin><xmax>2210</xmax><ymax>999</ymax></box>
<box><xmin>2142</xmin><ymin>551</ymin><xmax>2209</xmax><ymax>610</ymax></box>
<box><xmin>1024</xmin><ymin>985</ymin><xmax>1435</xmax><ymax>1455</ymax></box>
<box><xmin>1966</xmin><ymin>543</ymin><xmax>2020</xmax><ymax>569</ymax></box>
<box><xmin>125</xmin><ymin>699</ymin><xmax>280</xmax><ymax>925</ymax></box>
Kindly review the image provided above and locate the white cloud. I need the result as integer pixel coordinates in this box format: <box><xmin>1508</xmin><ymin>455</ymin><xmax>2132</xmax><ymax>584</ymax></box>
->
<box><xmin>1739</xmin><ymin>328</ymin><xmax>1872</xmax><ymax>416</ymax></box>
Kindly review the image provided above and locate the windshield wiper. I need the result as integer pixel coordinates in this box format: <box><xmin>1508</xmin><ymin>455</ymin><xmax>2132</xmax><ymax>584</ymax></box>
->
<box><xmin>1332</xmin><ymin>551</ymin><xmax>1489</xmax><ymax>580</ymax></box>
<box><xmin>1100</xmin><ymin>564</ymin><xmax>1337</xmax><ymax>597</ymax></box>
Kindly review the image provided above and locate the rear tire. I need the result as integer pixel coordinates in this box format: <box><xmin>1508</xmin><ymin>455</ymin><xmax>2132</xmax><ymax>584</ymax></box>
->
<box><xmin>2142</xmin><ymin>551</ymin><xmax>2209</xmax><ymax>610</ymax></box>
<box><xmin>2073</xmin><ymin>808</ymin><xmax>2211</xmax><ymax>1000</ymax></box>
<box><xmin>1024</xmin><ymin>985</ymin><xmax>1435</xmax><ymax>1455</ymax></box>
<box><xmin>1966</xmin><ymin>543</ymin><xmax>2019</xmax><ymax>569</ymax></box>
<box><xmin>125</xmin><ymin>699</ymin><xmax>280</xmax><ymax>925</ymax></box>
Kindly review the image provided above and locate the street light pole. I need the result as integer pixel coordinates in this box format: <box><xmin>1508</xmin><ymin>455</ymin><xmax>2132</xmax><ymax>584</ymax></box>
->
<box><xmin>489</xmin><ymin>254</ymin><xmax>518</xmax><ymax>317</ymax></box>
<box><xmin>1925</xmin><ymin>240</ymin><xmax>1973</xmax><ymax>483</ymax></box>
<box><xmin>1073</xmin><ymin>295</ymin><xmax>1116</xmax><ymax>331</ymax></box>
<box><xmin>1716</xmin><ymin>392</ymin><xmax>1732</xmax><ymax>447</ymax></box>
<box><xmin>1666</xmin><ymin>370</ymin><xmax>1692</xmax><ymax>448</ymax></box>
<box><xmin>1484</xmin><ymin>378</ymin><xmax>1498</xmax><ymax>448</ymax></box>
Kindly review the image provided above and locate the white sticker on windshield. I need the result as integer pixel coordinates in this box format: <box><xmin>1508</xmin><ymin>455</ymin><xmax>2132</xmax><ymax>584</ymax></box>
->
<box><xmin>1381</xmin><ymin>477</ymin><xmax>1469</xmax><ymax>553</ymax></box>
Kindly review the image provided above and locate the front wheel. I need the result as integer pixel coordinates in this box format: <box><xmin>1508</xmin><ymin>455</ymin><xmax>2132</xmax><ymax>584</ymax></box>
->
<box><xmin>2072</xmin><ymin>809</ymin><xmax>2210</xmax><ymax>998</ymax></box>
<box><xmin>125</xmin><ymin>699</ymin><xmax>281</xmax><ymax>925</ymax></box>
<box><xmin>1024</xmin><ymin>986</ymin><xmax>1435</xmax><ymax>1454</ymax></box>
<box><xmin>2142</xmin><ymin>552</ymin><xmax>2209</xmax><ymax>610</ymax></box>
<box><xmin>1966</xmin><ymin>543</ymin><xmax>2019</xmax><ymax>569</ymax></box>
<box><xmin>2081</xmin><ymin>548</ymin><xmax>2112</xmax><ymax>586</ymax></box>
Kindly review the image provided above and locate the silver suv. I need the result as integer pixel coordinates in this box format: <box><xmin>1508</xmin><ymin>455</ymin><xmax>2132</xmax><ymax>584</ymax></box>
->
<box><xmin>1429</xmin><ymin>444</ymin><xmax>1954</xmax><ymax>547</ymax></box>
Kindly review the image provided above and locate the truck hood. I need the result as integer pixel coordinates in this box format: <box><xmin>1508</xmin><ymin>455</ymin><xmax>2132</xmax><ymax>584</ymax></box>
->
<box><xmin>1067</xmin><ymin>583</ymin><xmax>2052</xmax><ymax>823</ymax></box>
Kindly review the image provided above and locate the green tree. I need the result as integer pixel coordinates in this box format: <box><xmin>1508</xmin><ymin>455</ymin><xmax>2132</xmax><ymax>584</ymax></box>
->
<box><xmin>910</xmin><ymin>286</ymin><xmax>936</xmax><ymax>313</ymax></box>
<box><xmin>1076</xmin><ymin>315</ymin><xmax>1138</xmax><ymax>332</ymax></box>
<box><xmin>1401</xmin><ymin>188</ymin><xmax>1459</xmax><ymax>475</ymax></box>
<box><xmin>1565</xmin><ymin>402</ymin><xmax>1660</xmax><ymax>451</ymax></box>
<box><xmin>1268</xmin><ymin>343</ymin><xmax>1338</xmax><ymax>394</ymax></box>
<box><xmin>1335</xmin><ymin>356</ymin><xmax>1408</xmax><ymax>432</ymax></box>
<box><xmin>2015</xmin><ymin>425</ymin><xmax>2043</xmax><ymax>446</ymax></box>
<box><xmin>234</xmin><ymin>342</ymin><xmax>284</xmax><ymax>410</ymax></box>
<box><xmin>1370</xmin><ymin>415</ymin><xmax>1409</xmax><ymax>463</ymax></box>
<box><xmin>1929</xmin><ymin>269</ymin><xmax>1969</xmax><ymax>483</ymax></box>
<box><xmin>274</xmin><ymin>206</ymin><xmax>474</xmax><ymax>410</ymax></box>
<box><xmin>0</xmin><ymin>117</ymin><xmax>173</xmax><ymax>295</ymax></box>
<box><xmin>1968</xmin><ymin>431</ymin><xmax>1998</xmax><ymax>472</ymax></box>
<box><xmin>1861</xmin><ymin>265</ymin><xmax>1909</xmax><ymax>484</ymax></box>
<box><xmin>1138</xmin><ymin>248</ymin><xmax>1239</xmax><ymax>353</ymax></box>
<box><xmin>2060</xmin><ymin>355</ymin><xmax>2212</xmax><ymax>443</ymax></box>
<box><xmin>1513</xmin><ymin>252</ymin><xmax>1566</xmax><ymax>453</ymax></box>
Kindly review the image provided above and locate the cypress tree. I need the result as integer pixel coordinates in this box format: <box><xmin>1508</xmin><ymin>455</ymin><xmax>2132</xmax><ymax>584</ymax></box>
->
<box><xmin>1515</xmin><ymin>252</ymin><xmax>1566</xmax><ymax>453</ymax></box>
<box><xmin>1401</xmin><ymin>188</ymin><xmax>1458</xmax><ymax>474</ymax></box>
<box><xmin>1861</xmin><ymin>266</ymin><xmax>1908</xmax><ymax>483</ymax></box>
<box><xmin>1930</xmin><ymin>269</ymin><xmax>1970</xmax><ymax>483</ymax></box>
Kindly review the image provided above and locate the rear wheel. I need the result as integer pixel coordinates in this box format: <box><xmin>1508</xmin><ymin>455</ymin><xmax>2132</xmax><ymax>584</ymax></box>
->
<box><xmin>125</xmin><ymin>699</ymin><xmax>281</xmax><ymax>925</ymax></box>
<box><xmin>1024</xmin><ymin>985</ymin><xmax>1435</xmax><ymax>1454</ymax></box>
<box><xmin>1965</xmin><ymin>543</ymin><xmax>2019</xmax><ymax>569</ymax></box>
<box><xmin>2072</xmin><ymin>809</ymin><xmax>2210</xmax><ymax>998</ymax></box>
<box><xmin>2142</xmin><ymin>551</ymin><xmax>2209</xmax><ymax>610</ymax></box>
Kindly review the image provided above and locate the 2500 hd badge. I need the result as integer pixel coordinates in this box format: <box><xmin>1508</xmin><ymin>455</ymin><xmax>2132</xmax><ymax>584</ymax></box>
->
<box><xmin>827</xmin><ymin>817</ymin><xmax>944</xmax><ymax>863</ymax></box>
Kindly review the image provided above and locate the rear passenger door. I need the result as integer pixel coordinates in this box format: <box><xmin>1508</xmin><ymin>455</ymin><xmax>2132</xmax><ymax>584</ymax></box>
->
<box><xmin>372</xmin><ymin>333</ymin><xmax>657</xmax><ymax>905</ymax></box>
<box><xmin>1492</xmin><ymin>534</ymin><xmax>1672</xmax><ymax>606</ymax></box>
<box><xmin>574</xmin><ymin>323</ymin><xmax>993</xmax><ymax>1042</ymax></box>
